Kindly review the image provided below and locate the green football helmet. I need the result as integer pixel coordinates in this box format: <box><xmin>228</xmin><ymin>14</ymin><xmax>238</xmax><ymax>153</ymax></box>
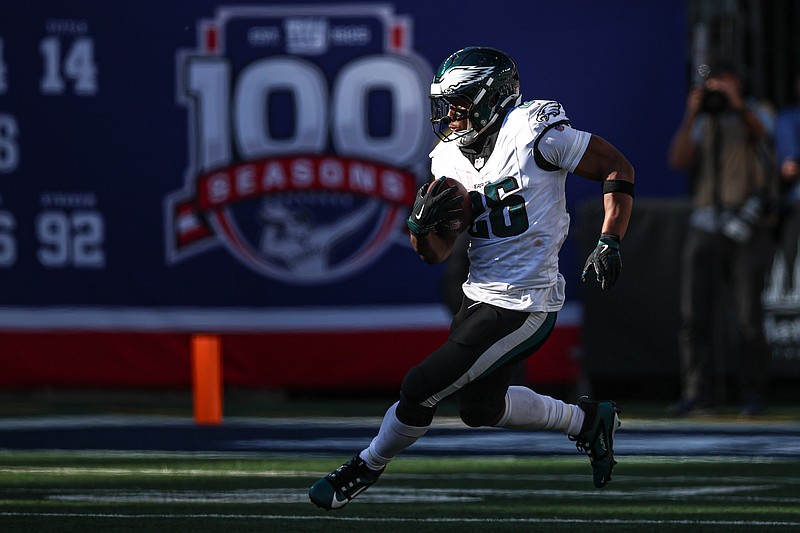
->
<box><xmin>430</xmin><ymin>46</ymin><xmax>521</xmax><ymax>145</ymax></box>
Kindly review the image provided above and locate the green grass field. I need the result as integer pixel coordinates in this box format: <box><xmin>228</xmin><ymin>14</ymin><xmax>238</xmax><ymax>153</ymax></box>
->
<box><xmin>2</xmin><ymin>451</ymin><xmax>799</xmax><ymax>532</ymax></box>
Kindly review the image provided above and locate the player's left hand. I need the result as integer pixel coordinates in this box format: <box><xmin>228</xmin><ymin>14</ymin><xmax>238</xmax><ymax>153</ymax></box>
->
<box><xmin>582</xmin><ymin>233</ymin><xmax>622</xmax><ymax>290</ymax></box>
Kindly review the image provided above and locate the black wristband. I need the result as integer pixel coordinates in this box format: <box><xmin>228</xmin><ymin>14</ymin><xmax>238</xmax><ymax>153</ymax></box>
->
<box><xmin>600</xmin><ymin>232</ymin><xmax>621</xmax><ymax>243</ymax></box>
<box><xmin>602</xmin><ymin>179</ymin><xmax>634</xmax><ymax>197</ymax></box>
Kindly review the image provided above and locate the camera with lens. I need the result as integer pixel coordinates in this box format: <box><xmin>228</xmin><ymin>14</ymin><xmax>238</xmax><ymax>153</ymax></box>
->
<box><xmin>700</xmin><ymin>89</ymin><xmax>730</xmax><ymax>115</ymax></box>
<box><xmin>721</xmin><ymin>194</ymin><xmax>768</xmax><ymax>243</ymax></box>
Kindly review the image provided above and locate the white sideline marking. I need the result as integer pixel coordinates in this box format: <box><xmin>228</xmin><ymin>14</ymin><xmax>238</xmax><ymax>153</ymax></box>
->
<box><xmin>5</xmin><ymin>464</ymin><xmax>800</xmax><ymax>483</ymax></box>
<box><xmin>0</xmin><ymin>512</ymin><xmax>799</xmax><ymax>527</ymax></box>
<box><xmin>21</xmin><ymin>485</ymin><xmax>798</xmax><ymax>505</ymax></box>
<box><xmin>5</xmin><ymin>465</ymin><xmax>800</xmax><ymax>487</ymax></box>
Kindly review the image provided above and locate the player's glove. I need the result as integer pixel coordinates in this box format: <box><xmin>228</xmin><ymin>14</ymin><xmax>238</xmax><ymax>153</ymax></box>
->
<box><xmin>406</xmin><ymin>176</ymin><xmax>463</xmax><ymax>236</ymax></box>
<box><xmin>581</xmin><ymin>233</ymin><xmax>622</xmax><ymax>290</ymax></box>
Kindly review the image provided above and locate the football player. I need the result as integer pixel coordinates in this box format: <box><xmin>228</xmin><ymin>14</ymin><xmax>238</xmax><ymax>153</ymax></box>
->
<box><xmin>310</xmin><ymin>46</ymin><xmax>634</xmax><ymax>511</ymax></box>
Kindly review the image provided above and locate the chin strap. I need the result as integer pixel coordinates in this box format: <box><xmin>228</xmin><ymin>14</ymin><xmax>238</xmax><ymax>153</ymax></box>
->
<box><xmin>455</xmin><ymin>129</ymin><xmax>479</xmax><ymax>146</ymax></box>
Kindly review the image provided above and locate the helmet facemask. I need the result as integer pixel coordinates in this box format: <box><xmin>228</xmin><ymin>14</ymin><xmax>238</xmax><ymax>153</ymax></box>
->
<box><xmin>430</xmin><ymin>94</ymin><xmax>473</xmax><ymax>143</ymax></box>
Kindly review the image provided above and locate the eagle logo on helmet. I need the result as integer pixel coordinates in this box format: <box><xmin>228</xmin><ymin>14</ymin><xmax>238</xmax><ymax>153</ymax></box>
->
<box><xmin>440</xmin><ymin>65</ymin><xmax>495</xmax><ymax>93</ymax></box>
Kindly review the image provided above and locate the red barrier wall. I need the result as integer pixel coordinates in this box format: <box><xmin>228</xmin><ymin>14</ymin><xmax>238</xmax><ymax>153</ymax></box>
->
<box><xmin>0</xmin><ymin>327</ymin><xmax>580</xmax><ymax>389</ymax></box>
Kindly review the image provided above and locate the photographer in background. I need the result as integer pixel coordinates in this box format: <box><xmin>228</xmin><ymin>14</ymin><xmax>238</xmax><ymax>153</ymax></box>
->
<box><xmin>668</xmin><ymin>61</ymin><xmax>777</xmax><ymax>417</ymax></box>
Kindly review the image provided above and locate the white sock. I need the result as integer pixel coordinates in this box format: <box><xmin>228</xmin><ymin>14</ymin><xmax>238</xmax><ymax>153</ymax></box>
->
<box><xmin>359</xmin><ymin>402</ymin><xmax>429</xmax><ymax>470</ymax></box>
<box><xmin>495</xmin><ymin>386</ymin><xmax>585</xmax><ymax>435</ymax></box>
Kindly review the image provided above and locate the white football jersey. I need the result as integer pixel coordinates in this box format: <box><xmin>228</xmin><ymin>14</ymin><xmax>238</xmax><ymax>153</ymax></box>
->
<box><xmin>429</xmin><ymin>100</ymin><xmax>591</xmax><ymax>311</ymax></box>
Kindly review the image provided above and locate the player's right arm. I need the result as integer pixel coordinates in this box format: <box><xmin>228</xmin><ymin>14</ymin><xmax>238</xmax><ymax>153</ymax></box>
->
<box><xmin>571</xmin><ymin>135</ymin><xmax>634</xmax><ymax>289</ymax></box>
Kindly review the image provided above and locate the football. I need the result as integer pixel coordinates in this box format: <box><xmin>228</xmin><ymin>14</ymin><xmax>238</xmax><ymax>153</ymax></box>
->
<box><xmin>435</xmin><ymin>177</ymin><xmax>473</xmax><ymax>236</ymax></box>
